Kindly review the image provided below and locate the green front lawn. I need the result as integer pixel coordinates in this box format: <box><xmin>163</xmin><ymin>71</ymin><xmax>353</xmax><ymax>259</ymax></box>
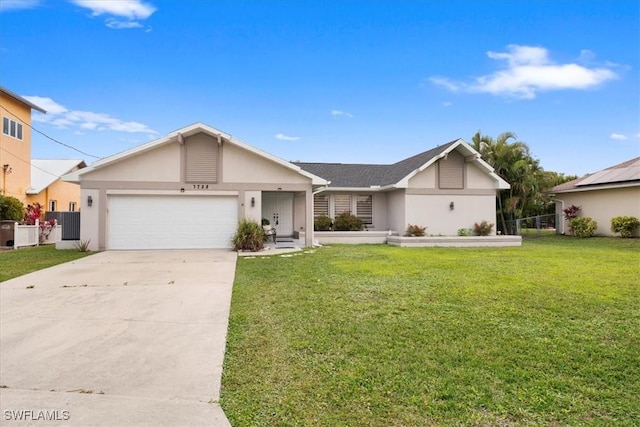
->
<box><xmin>221</xmin><ymin>236</ymin><xmax>640</xmax><ymax>426</ymax></box>
<box><xmin>0</xmin><ymin>245</ymin><xmax>92</xmax><ymax>282</ymax></box>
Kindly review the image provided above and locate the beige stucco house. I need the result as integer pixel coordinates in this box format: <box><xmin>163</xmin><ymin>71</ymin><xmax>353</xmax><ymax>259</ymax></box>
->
<box><xmin>550</xmin><ymin>157</ymin><xmax>640</xmax><ymax>237</ymax></box>
<box><xmin>26</xmin><ymin>159</ymin><xmax>87</xmax><ymax>212</ymax></box>
<box><xmin>64</xmin><ymin>122</ymin><xmax>510</xmax><ymax>251</ymax></box>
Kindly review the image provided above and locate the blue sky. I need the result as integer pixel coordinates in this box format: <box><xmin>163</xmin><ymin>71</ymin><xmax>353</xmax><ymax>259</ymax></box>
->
<box><xmin>1</xmin><ymin>0</ymin><xmax>638</xmax><ymax>176</ymax></box>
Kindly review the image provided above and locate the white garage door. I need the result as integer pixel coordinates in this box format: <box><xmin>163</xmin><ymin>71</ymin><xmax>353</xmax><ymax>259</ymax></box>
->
<box><xmin>108</xmin><ymin>195</ymin><xmax>238</xmax><ymax>249</ymax></box>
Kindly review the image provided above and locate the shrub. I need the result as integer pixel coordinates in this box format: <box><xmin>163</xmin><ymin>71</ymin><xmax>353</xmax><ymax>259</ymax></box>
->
<box><xmin>563</xmin><ymin>204</ymin><xmax>581</xmax><ymax>234</ymax></box>
<box><xmin>24</xmin><ymin>202</ymin><xmax>44</xmax><ymax>225</ymax></box>
<box><xmin>261</xmin><ymin>218</ymin><xmax>270</xmax><ymax>226</ymax></box>
<box><xmin>473</xmin><ymin>220</ymin><xmax>494</xmax><ymax>236</ymax></box>
<box><xmin>333</xmin><ymin>212</ymin><xmax>363</xmax><ymax>231</ymax></box>
<box><xmin>232</xmin><ymin>219</ymin><xmax>265</xmax><ymax>252</ymax></box>
<box><xmin>611</xmin><ymin>216</ymin><xmax>640</xmax><ymax>238</ymax></box>
<box><xmin>457</xmin><ymin>228</ymin><xmax>472</xmax><ymax>236</ymax></box>
<box><xmin>405</xmin><ymin>224</ymin><xmax>426</xmax><ymax>237</ymax></box>
<box><xmin>314</xmin><ymin>215</ymin><xmax>332</xmax><ymax>231</ymax></box>
<box><xmin>562</xmin><ymin>204</ymin><xmax>581</xmax><ymax>221</ymax></box>
<box><xmin>570</xmin><ymin>217</ymin><xmax>597</xmax><ymax>237</ymax></box>
<box><xmin>0</xmin><ymin>195</ymin><xmax>24</xmax><ymax>221</ymax></box>
<box><xmin>75</xmin><ymin>239</ymin><xmax>92</xmax><ymax>252</ymax></box>
<box><xmin>39</xmin><ymin>219</ymin><xmax>56</xmax><ymax>244</ymax></box>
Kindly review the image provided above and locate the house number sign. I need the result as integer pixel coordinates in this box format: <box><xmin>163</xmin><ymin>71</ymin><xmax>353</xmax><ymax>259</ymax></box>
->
<box><xmin>192</xmin><ymin>184</ymin><xmax>210</xmax><ymax>189</ymax></box>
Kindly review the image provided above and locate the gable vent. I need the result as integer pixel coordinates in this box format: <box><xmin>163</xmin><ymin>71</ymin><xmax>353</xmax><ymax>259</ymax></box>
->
<box><xmin>186</xmin><ymin>135</ymin><xmax>218</xmax><ymax>182</ymax></box>
<box><xmin>438</xmin><ymin>151</ymin><xmax>464</xmax><ymax>189</ymax></box>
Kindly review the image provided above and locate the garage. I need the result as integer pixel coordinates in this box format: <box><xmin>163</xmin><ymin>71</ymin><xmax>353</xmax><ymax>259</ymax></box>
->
<box><xmin>108</xmin><ymin>195</ymin><xmax>238</xmax><ymax>250</ymax></box>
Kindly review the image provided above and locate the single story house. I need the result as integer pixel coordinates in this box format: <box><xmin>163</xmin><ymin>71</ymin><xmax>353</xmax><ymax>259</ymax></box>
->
<box><xmin>550</xmin><ymin>157</ymin><xmax>640</xmax><ymax>236</ymax></box>
<box><xmin>64</xmin><ymin>122</ymin><xmax>510</xmax><ymax>251</ymax></box>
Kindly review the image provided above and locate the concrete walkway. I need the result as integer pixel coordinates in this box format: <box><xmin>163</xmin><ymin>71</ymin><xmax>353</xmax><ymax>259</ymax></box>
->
<box><xmin>0</xmin><ymin>250</ymin><xmax>236</xmax><ymax>426</ymax></box>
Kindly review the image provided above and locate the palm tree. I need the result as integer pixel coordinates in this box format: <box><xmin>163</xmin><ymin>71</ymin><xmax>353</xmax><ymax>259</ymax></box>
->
<box><xmin>471</xmin><ymin>131</ymin><xmax>545</xmax><ymax>234</ymax></box>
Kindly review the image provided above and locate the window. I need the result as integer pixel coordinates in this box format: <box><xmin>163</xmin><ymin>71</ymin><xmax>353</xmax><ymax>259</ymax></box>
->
<box><xmin>2</xmin><ymin>117</ymin><xmax>23</xmax><ymax>140</ymax></box>
<box><xmin>356</xmin><ymin>195</ymin><xmax>373</xmax><ymax>225</ymax></box>
<box><xmin>313</xmin><ymin>194</ymin><xmax>329</xmax><ymax>218</ymax></box>
<box><xmin>334</xmin><ymin>194</ymin><xmax>351</xmax><ymax>217</ymax></box>
<box><xmin>49</xmin><ymin>200</ymin><xmax>57</xmax><ymax>212</ymax></box>
<box><xmin>69</xmin><ymin>202</ymin><xmax>77</xmax><ymax>212</ymax></box>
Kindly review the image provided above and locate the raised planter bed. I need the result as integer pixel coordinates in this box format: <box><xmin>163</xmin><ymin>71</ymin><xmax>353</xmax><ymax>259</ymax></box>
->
<box><xmin>314</xmin><ymin>231</ymin><xmax>390</xmax><ymax>244</ymax></box>
<box><xmin>387</xmin><ymin>235</ymin><xmax>522</xmax><ymax>247</ymax></box>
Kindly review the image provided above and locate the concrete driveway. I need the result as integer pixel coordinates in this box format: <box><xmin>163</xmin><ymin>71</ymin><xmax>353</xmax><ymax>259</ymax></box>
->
<box><xmin>0</xmin><ymin>250</ymin><xmax>236</xmax><ymax>426</ymax></box>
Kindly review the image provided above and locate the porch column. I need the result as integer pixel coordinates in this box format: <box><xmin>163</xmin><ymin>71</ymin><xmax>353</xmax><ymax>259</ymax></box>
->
<box><xmin>305</xmin><ymin>189</ymin><xmax>314</xmax><ymax>247</ymax></box>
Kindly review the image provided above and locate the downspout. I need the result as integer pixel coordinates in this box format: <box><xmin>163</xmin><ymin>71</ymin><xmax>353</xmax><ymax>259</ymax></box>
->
<box><xmin>555</xmin><ymin>198</ymin><xmax>565</xmax><ymax>235</ymax></box>
<box><xmin>310</xmin><ymin>183</ymin><xmax>331</xmax><ymax>247</ymax></box>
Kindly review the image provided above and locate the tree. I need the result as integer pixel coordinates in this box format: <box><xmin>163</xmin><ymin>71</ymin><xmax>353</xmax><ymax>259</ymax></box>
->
<box><xmin>0</xmin><ymin>195</ymin><xmax>24</xmax><ymax>221</ymax></box>
<box><xmin>471</xmin><ymin>131</ymin><xmax>558</xmax><ymax>234</ymax></box>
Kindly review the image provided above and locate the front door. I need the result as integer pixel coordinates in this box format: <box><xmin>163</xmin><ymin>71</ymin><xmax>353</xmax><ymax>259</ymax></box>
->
<box><xmin>262</xmin><ymin>192</ymin><xmax>294</xmax><ymax>237</ymax></box>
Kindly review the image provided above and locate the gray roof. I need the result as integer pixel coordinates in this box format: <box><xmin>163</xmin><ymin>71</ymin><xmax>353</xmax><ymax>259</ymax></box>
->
<box><xmin>295</xmin><ymin>141</ymin><xmax>457</xmax><ymax>188</ymax></box>
<box><xmin>0</xmin><ymin>86</ymin><xmax>46</xmax><ymax>113</ymax></box>
<box><xmin>551</xmin><ymin>157</ymin><xmax>640</xmax><ymax>193</ymax></box>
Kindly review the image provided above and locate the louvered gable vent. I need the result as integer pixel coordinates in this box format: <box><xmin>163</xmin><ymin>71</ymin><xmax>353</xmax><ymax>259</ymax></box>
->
<box><xmin>186</xmin><ymin>135</ymin><xmax>218</xmax><ymax>182</ymax></box>
<box><xmin>438</xmin><ymin>150</ymin><xmax>464</xmax><ymax>189</ymax></box>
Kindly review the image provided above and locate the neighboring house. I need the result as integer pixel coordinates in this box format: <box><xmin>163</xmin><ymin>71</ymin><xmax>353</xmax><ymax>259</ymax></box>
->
<box><xmin>26</xmin><ymin>159</ymin><xmax>87</xmax><ymax>213</ymax></box>
<box><xmin>550</xmin><ymin>157</ymin><xmax>640</xmax><ymax>237</ymax></box>
<box><xmin>296</xmin><ymin>140</ymin><xmax>509</xmax><ymax>237</ymax></box>
<box><xmin>64</xmin><ymin>122</ymin><xmax>510</xmax><ymax>251</ymax></box>
<box><xmin>0</xmin><ymin>86</ymin><xmax>46</xmax><ymax>202</ymax></box>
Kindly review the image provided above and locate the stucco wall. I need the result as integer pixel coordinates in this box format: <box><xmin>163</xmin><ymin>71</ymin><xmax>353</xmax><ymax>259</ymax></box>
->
<box><xmin>406</xmin><ymin>194</ymin><xmax>496</xmax><ymax>236</ymax></box>
<box><xmin>0</xmin><ymin>94</ymin><xmax>33</xmax><ymax>202</ymax></box>
<box><xmin>408</xmin><ymin>164</ymin><xmax>437</xmax><ymax>188</ymax></box>
<box><xmin>26</xmin><ymin>179</ymin><xmax>82</xmax><ymax>213</ymax></box>
<box><xmin>371</xmin><ymin>193</ymin><xmax>388</xmax><ymax>230</ymax></box>
<box><xmin>466</xmin><ymin>162</ymin><xmax>496</xmax><ymax>189</ymax></box>
<box><xmin>386</xmin><ymin>190</ymin><xmax>406</xmax><ymax>234</ymax></box>
<box><xmin>244</xmin><ymin>190</ymin><xmax>262</xmax><ymax>223</ymax></box>
<box><xmin>555</xmin><ymin>186</ymin><xmax>640</xmax><ymax>236</ymax></box>
<box><xmin>83</xmin><ymin>143</ymin><xmax>181</xmax><ymax>182</ymax></box>
<box><xmin>223</xmin><ymin>143</ymin><xmax>309</xmax><ymax>184</ymax></box>
<box><xmin>80</xmin><ymin>188</ymin><xmax>100</xmax><ymax>251</ymax></box>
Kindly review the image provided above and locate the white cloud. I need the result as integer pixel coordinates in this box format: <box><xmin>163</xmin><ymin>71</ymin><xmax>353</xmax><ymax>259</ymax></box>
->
<box><xmin>430</xmin><ymin>44</ymin><xmax>618</xmax><ymax>99</ymax></box>
<box><xmin>442</xmin><ymin>101</ymin><xmax>453</xmax><ymax>107</ymax></box>
<box><xmin>635</xmin><ymin>133</ymin><xmax>640</xmax><ymax>139</ymax></box>
<box><xmin>331</xmin><ymin>109</ymin><xmax>354</xmax><ymax>118</ymax></box>
<box><xmin>106</xmin><ymin>19</ymin><xmax>143</xmax><ymax>29</ymax></box>
<box><xmin>0</xmin><ymin>0</ymin><xmax>40</xmax><ymax>12</ymax></box>
<box><xmin>71</xmin><ymin>0</ymin><xmax>155</xmax><ymax>19</ymax></box>
<box><xmin>71</xmin><ymin>0</ymin><xmax>156</xmax><ymax>29</ymax></box>
<box><xmin>23</xmin><ymin>95</ymin><xmax>158</xmax><ymax>135</ymax></box>
<box><xmin>275</xmin><ymin>133</ymin><xmax>300</xmax><ymax>141</ymax></box>
<box><xmin>609</xmin><ymin>133</ymin><xmax>627</xmax><ymax>140</ymax></box>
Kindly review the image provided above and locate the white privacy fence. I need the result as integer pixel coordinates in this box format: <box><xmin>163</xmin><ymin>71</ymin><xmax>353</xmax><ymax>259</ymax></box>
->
<box><xmin>5</xmin><ymin>220</ymin><xmax>62</xmax><ymax>249</ymax></box>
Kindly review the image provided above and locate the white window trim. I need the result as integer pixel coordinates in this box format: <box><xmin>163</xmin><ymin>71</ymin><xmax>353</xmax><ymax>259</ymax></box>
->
<box><xmin>2</xmin><ymin>117</ymin><xmax>24</xmax><ymax>141</ymax></box>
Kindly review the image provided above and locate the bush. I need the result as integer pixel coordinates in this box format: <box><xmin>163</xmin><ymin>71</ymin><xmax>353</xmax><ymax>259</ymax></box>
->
<box><xmin>0</xmin><ymin>195</ymin><xmax>24</xmax><ymax>221</ymax></box>
<box><xmin>457</xmin><ymin>228</ymin><xmax>472</xmax><ymax>236</ymax></box>
<box><xmin>405</xmin><ymin>224</ymin><xmax>426</xmax><ymax>237</ymax></box>
<box><xmin>333</xmin><ymin>212</ymin><xmax>363</xmax><ymax>231</ymax></box>
<box><xmin>24</xmin><ymin>202</ymin><xmax>44</xmax><ymax>225</ymax></box>
<box><xmin>611</xmin><ymin>216</ymin><xmax>640</xmax><ymax>238</ymax></box>
<box><xmin>570</xmin><ymin>217</ymin><xmax>597</xmax><ymax>237</ymax></box>
<box><xmin>473</xmin><ymin>220</ymin><xmax>494</xmax><ymax>236</ymax></box>
<box><xmin>314</xmin><ymin>215</ymin><xmax>332</xmax><ymax>231</ymax></box>
<box><xmin>563</xmin><ymin>204</ymin><xmax>581</xmax><ymax>234</ymax></box>
<box><xmin>232</xmin><ymin>219</ymin><xmax>265</xmax><ymax>252</ymax></box>
<box><xmin>261</xmin><ymin>218</ymin><xmax>270</xmax><ymax>226</ymax></box>
<box><xmin>562</xmin><ymin>204</ymin><xmax>581</xmax><ymax>221</ymax></box>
